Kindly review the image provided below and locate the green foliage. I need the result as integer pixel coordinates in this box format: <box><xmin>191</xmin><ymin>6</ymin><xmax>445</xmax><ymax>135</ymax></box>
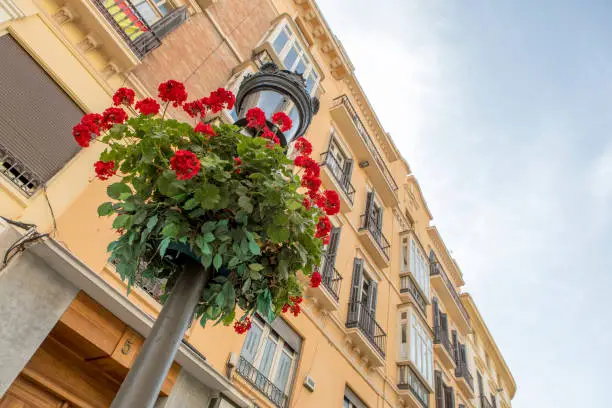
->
<box><xmin>99</xmin><ymin>116</ymin><xmax>323</xmax><ymax>328</ymax></box>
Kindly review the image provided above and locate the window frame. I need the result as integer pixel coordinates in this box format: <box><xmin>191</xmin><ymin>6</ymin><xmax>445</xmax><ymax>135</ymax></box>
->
<box><xmin>398</xmin><ymin>308</ymin><xmax>433</xmax><ymax>386</ymax></box>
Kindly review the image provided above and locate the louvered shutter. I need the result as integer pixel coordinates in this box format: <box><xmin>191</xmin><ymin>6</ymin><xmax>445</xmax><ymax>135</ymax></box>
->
<box><xmin>240</xmin><ymin>322</ymin><xmax>262</xmax><ymax>362</ymax></box>
<box><xmin>452</xmin><ymin>330</ymin><xmax>459</xmax><ymax>366</ymax></box>
<box><xmin>477</xmin><ymin>372</ymin><xmax>484</xmax><ymax>396</ymax></box>
<box><xmin>492</xmin><ymin>396</ymin><xmax>497</xmax><ymax>408</ymax></box>
<box><xmin>323</xmin><ymin>227</ymin><xmax>341</xmax><ymax>277</ymax></box>
<box><xmin>449</xmin><ymin>387</ymin><xmax>455</xmax><ymax>408</ymax></box>
<box><xmin>440</xmin><ymin>313</ymin><xmax>449</xmax><ymax>345</ymax></box>
<box><xmin>349</xmin><ymin>258</ymin><xmax>364</xmax><ymax>303</ymax></box>
<box><xmin>460</xmin><ymin>344</ymin><xmax>467</xmax><ymax>368</ymax></box>
<box><xmin>432</xmin><ymin>297</ymin><xmax>440</xmax><ymax>340</ymax></box>
<box><xmin>364</xmin><ymin>190</ymin><xmax>375</xmax><ymax>228</ymax></box>
<box><xmin>435</xmin><ymin>370</ymin><xmax>444</xmax><ymax>408</ymax></box>
<box><xmin>367</xmin><ymin>279</ymin><xmax>378</xmax><ymax>336</ymax></box>
<box><xmin>342</xmin><ymin>159</ymin><xmax>353</xmax><ymax>186</ymax></box>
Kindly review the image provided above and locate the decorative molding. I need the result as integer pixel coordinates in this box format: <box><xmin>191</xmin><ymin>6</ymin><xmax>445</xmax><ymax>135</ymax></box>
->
<box><xmin>77</xmin><ymin>33</ymin><xmax>99</xmax><ymax>53</ymax></box>
<box><xmin>102</xmin><ymin>60</ymin><xmax>120</xmax><ymax>79</ymax></box>
<box><xmin>0</xmin><ymin>0</ymin><xmax>25</xmax><ymax>22</ymax></box>
<box><xmin>52</xmin><ymin>6</ymin><xmax>74</xmax><ymax>25</ymax></box>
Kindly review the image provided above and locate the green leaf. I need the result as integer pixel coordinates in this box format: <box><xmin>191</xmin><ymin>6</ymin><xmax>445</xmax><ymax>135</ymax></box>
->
<box><xmin>107</xmin><ymin>183</ymin><xmax>131</xmax><ymax>199</ymax></box>
<box><xmin>146</xmin><ymin>215</ymin><xmax>158</xmax><ymax>232</ymax></box>
<box><xmin>112</xmin><ymin>214</ymin><xmax>131</xmax><ymax>229</ymax></box>
<box><xmin>161</xmin><ymin>223</ymin><xmax>180</xmax><ymax>238</ymax></box>
<box><xmin>183</xmin><ymin>198</ymin><xmax>199</xmax><ymax>210</ymax></box>
<box><xmin>238</xmin><ymin>196</ymin><xmax>253</xmax><ymax>213</ymax></box>
<box><xmin>97</xmin><ymin>202</ymin><xmax>114</xmax><ymax>217</ymax></box>
<box><xmin>201</xmin><ymin>221</ymin><xmax>217</xmax><ymax>234</ymax></box>
<box><xmin>248</xmin><ymin>239</ymin><xmax>260</xmax><ymax>255</ymax></box>
<box><xmin>250</xmin><ymin>270</ymin><xmax>262</xmax><ymax>280</ymax></box>
<box><xmin>202</xmin><ymin>232</ymin><xmax>215</xmax><ymax>243</ymax></box>
<box><xmin>221</xmin><ymin>281</ymin><xmax>236</xmax><ymax>311</ymax></box>
<box><xmin>267</xmin><ymin>226</ymin><xmax>290</xmax><ymax>243</ymax></box>
<box><xmin>195</xmin><ymin>184</ymin><xmax>220</xmax><ymax>210</ymax></box>
<box><xmin>132</xmin><ymin>210</ymin><xmax>148</xmax><ymax>225</ymax></box>
<box><xmin>213</xmin><ymin>253</ymin><xmax>222</xmax><ymax>270</ymax></box>
<box><xmin>249</xmin><ymin>263</ymin><xmax>264</xmax><ymax>272</ymax></box>
<box><xmin>221</xmin><ymin>309</ymin><xmax>236</xmax><ymax>326</ymax></box>
<box><xmin>242</xmin><ymin>278</ymin><xmax>251</xmax><ymax>292</ymax></box>
<box><xmin>287</xmin><ymin>200</ymin><xmax>301</xmax><ymax>211</ymax></box>
<box><xmin>159</xmin><ymin>237</ymin><xmax>171</xmax><ymax>257</ymax></box>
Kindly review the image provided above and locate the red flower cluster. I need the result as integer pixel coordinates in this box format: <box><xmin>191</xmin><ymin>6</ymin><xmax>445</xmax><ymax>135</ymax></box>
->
<box><xmin>194</xmin><ymin>122</ymin><xmax>216</xmax><ymax>137</ymax></box>
<box><xmin>315</xmin><ymin>216</ymin><xmax>331</xmax><ymax>238</ymax></box>
<box><xmin>183</xmin><ymin>99</ymin><xmax>206</xmax><ymax>118</ymax></box>
<box><xmin>294</xmin><ymin>137</ymin><xmax>312</xmax><ymax>156</ymax></box>
<box><xmin>294</xmin><ymin>155</ymin><xmax>319</xmax><ymax>178</ymax></box>
<box><xmin>170</xmin><ymin>150</ymin><xmax>200</xmax><ymax>180</ymax></box>
<box><xmin>158</xmin><ymin>80</ymin><xmax>188</xmax><ymax>107</ymax></box>
<box><xmin>246</xmin><ymin>107</ymin><xmax>267</xmax><ymax>129</ymax></box>
<box><xmin>310</xmin><ymin>271</ymin><xmax>322</xmax><ymax>288</ymax></box>
<box><xmin>282</xmin><ymin>296</ymin><xmax>303</xmax><ymax>317</ymax></box>
<box><xmin>302</xmin><ymin>197</ymin><xmax>311</xmax><ymax>209</ymax></box>
<box><xmin>112</xmin><ymin>87</ymin><xmax>135</xmax><ymax>106</ymax></box>
<box><xmin>135</xmin><ymin>98</ymin><xmax>160</xmax><ymax>116</ymax></box>
<box><xmin>301</xmin><ymin>174</ymin><xmax>321</xmax><ymax>192</ymax></box>
<box><xmin>233</xmin><ymin>317</ymin><xmax>252</xmax><ymax>334</ymax></box>
<box><xmin>271</xmin><ymin>111</ymin><xmax>293</xmax><ymax>132</ymax></box>
<box><xmin>81</xmin><ymin>113</ymin><xmax>103</xmax><ymax>135</ymax></box>
<box><xmin>73</xmin><ymin>123</ymin><xmax>93</xmax><ymax>147</ymax></box>
<box><xmin>317</xmin><ymin>190</ymin><xmax>340</xmax><ymax>216</ymax></box>
<box><xmin>234</xmin><ymin>157</ymin><xmax>242</xmax><ymax>173</ymax></box>
<box><xmin>102</xmin><ymin>107</ymin><xmax>128</xmax><ymax>130</ymax></box>
<box><xmin>202</xmin><ymin>88</ymin><xmax>235</xmax><ymax>113</ymax></box>
<box><xmin>94</xmin><ymin>160</ymin><xmax>116</xmax><ymax>180</ymax></box>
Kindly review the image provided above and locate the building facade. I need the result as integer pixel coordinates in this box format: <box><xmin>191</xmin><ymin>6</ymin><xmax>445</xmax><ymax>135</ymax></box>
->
<box><xmin>0</xmin><ymin>0</ymin><xmax>516</xmax><ymax>407</ymax></box>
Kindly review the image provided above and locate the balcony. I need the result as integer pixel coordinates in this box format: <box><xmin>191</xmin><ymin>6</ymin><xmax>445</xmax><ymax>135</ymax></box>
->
<box><xmin>305</xmin><ymin>259</ymin><xmax>342</xmax><ymax>311</ymax></box>
<box><xmin>455</xmin><ymin>360</ymin><xmax>475</xmax><ymax>398</ymax></box>
<box><xmin>480</xmin><ymin>396</ymin><xmax>494</xmax><ymax>408</ymax></box>
<box><xmin>433</xmin><ymin>322</ymin><xmax>455</xmax><ymax>370</ymax></box>
<box><xmin>236</xmin><ymin>356</ymin><xmax>289</xmax><ymax>408</ymax></box>
<box><xmin>399</xmin><ymin>274</ymin><xmax>427</xmax><ymax>317</ymax></box>
<box><xmin>346</xmin><ymin>301</ymin><xmax>386</xmax><ymax>367</ymax></box>
<box><xmin>66</xmin><ymin>0</ymin><xmax>186</xmax><ymax>68</ymax></box>
<box><xmin>430</xmin><ymin>262</ymin><xmax>470</xmax><ymax>333</ymax></box>
<box><xmin>319</xmin><ymin>151</ymin><xmax>355</xmax><ymax>211</ymax></box>
<box><xmin>398</xmin><ymin>364</ymin><xmax>430</xmax><ymax>408</ymax></box>
<box><xmin>330</xmin><ymin>96</ymin><xmax>398</xmax><ymax>206</ymax></box>
<box><xmin>358</xmin><ymin>214</ymin><xmax>390</xmax><ymax>268</ymax></box>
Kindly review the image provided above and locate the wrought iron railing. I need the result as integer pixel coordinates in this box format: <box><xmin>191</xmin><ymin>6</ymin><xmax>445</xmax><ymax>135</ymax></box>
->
<box><xmin>480</xmin><ymin>395</ymin><xmax>494</xmax><ymax>408</ymax></box>
<box><xmin>332</xmin><ymin>95</ymin><xmax>398</xmax><ymax>193</ymax></box>
<box><xmin>398</xmin><ymin>364</ymin><xmax>429</xmax><ymax>408</ymax></box>
<box><xmin>399</xmin><ymin>275</ymin><xmax>427</xmax><ymax>316</ymax></box>
<box><xmin>319</xmin><ymin>259</ymin><xmax>342</xmax><ymax>302</ymax></box>
<box><xmin>359</xmin><ymin>214</ymin><xmax>390</xmax><ymax>260</ymax></box>
<box><xmin>455</xmin><ymin>356</ymin><xmax>474</xmax><ymax>391</ymax></box>
<box><xmin>433</xmin><ymin>320</ymin><xmax>454</xmax><ymax>359</ymax></box>
<box><xmin>236</xmin><ymin>356</ymin><xmax>289</xmax><ymax>408</ymax></box>
<box><xmin>430</xmin><ymin>262</ymin><xmax>470</xmax><ymax>323</ymax></box>
<box><xmin>346</xmin><ymin>301</ymin><xmax>386</xmax><ymax>358</ymax></box>
<box><xmin>320</xmin><ymin>151</ymin><xmax>355</xmax><ymax>205</ymax></box>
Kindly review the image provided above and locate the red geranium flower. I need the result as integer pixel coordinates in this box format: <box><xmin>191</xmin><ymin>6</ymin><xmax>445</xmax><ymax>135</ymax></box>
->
<box><xmin>112</xmin><ymin>87</ymin><xmax>135</xmax><ymax>106</ymax></box>
<box><xmin>233</xmin><ymin>317</ymin><xmax>252</xmax><ymax>334</ymax></box>
<box><xmin>102</xmin><ymin>107</ymin><xmax>128</xmax><ymax>130</ymax></box>
<box><xmin>294</xmin><ymin>155</ymin><xmax>319</xmax><ymax>177</ymax></box>
<box><xmin>183</xmin><ymin>99</ymin><xmax>206</xmax><ymax>118</ymax></box>
<box><xmin>317</xmin><ymin>190</ymin><xmax>340</xmax><ymax>216</ymax></box>
<box><xmin>282</xmin><ymin>304</ymin><xmax>290</xmax><ymax>313</ymax></box>
<box><xmin>135</xmin><ymin>98</ymin><xmax>160</xmax><ymax>116</ymax></box>
<box><xmin>322</xmin><ymin>235</ymin><xmax>330</xmax><ymax>245</ymax></box>
<box><xmin>246</xmin><ymin>107</ymin><xmax>267</xmax><ymax>129</ymax></box>
<box><xmin>301</xmin><ymin>174</ymin><xmax>321</xmax><ymax>192</ymax></box>
<box><xmin>94</xmin><ymin>160</ymin><xmax>116</xmax><ymax>180</ymax></box>
<box><xmin>315</xmin><ymin>216</ymin><xmax>331</xmax><ymax>238</ymax></box>
<box><xmin>170</xmin><ymin>150</ymin><xmax>200</xmax><ymax>180</ymax></box>
<box><xmin>294</xmin><ymin>137</ymin><xmax>312</xmax><ymax>156</ymax></box>
<box><xmin>158</xmin><ymin>80</ymin><xmax>188</xmax><ymax>107</ymax></box>
<box><xmin>73</xmin><ymin>123</ymin><xmax>93</xmax><ymax>147</ymax></box>
<box><xmin>302</xmin><ymin>197</ymin><xmax>311</xmax><ymax>209</ymax></box>
<box><xmin>262</xmin><ymin>127</ymin><xmax>276</xmax><ymax>140</ymax></box>
<box><xmin>194</xmin><ymin>122</ymin><xmax>216</xmax><ymax>137</ymax></box>
<box><xmin>271</xmin><ymin>111</ymin><xmax>293</xmax><ymax>132</ymax></box>
<box><xmin>290</xmin><ymin>303</ymin><xmax>301</xmax><ymax>317</ymax></box>
<box><xmin>310</xmin><ymin>271</ymin><xmax>322</xmax><ymax>288</ymax></box>
<box><xmin>81</xmin><ymin>113</ymin><xmax>103</xmax><ymax>136</ymax></box>
<box><xmin>234</xmin><ymin>157</ymin><xmax>242</xmax><ymax>174</ymax></box>
<box><xmin>201</xmin><ymin>88</ymin><xmax>235</xmax><ymax>113</ymax></box>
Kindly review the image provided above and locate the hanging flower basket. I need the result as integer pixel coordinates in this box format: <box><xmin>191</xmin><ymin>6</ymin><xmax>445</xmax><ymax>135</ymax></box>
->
<box><xmin>73</xmin><ymin>81</ymin><xmax>340</xmax><ymax>330</ymax></box>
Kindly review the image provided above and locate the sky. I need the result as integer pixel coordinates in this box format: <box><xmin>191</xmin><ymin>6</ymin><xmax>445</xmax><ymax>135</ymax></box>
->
<box><xmin>316</xmin><ymin>0</ymin><xmax>612</xmax><ymax>406</ymax></box>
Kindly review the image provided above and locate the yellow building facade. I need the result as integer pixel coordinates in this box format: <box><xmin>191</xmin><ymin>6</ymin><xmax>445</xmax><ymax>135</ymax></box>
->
<box><xmin>0</xmin><ymin>0</ymin><xmax>516</xmax><ymax>407</ymax></box>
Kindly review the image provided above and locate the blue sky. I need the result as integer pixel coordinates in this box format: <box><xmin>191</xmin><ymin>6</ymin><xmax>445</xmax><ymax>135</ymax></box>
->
<box><xmin>317</xmin><ymin>0</ymin><xmax>612</xmax><ymax>406</ymax></box>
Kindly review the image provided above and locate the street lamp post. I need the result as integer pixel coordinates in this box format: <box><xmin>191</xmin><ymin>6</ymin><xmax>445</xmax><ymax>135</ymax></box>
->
<box><xmin>110</xmin><ymin>63</ymin><xmax>317</xmax><ymax>408</ymax></box>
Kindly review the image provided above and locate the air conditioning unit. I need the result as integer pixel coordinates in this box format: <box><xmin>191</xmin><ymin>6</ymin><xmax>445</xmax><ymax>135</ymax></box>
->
<box><xmin>303</xmin><ymin>375</ymin><xmax>316</xmax><ymax>392</ymax></box>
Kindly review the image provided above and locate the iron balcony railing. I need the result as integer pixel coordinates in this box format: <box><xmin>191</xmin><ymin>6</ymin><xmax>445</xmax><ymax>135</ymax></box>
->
<box><xmin>332</xmin><ymin>95</ymin><xmax>398</xmax><ymax>194</ymax></box>
<box><xmin>433</xmin><ymin>320</ymin><xmax>454</xmax><ymax>359</ymax></box>
<box><xmin>359</xmin><ymin>214</ymin><xmax>390</xmax><ymax>260</ymax></box>
<box><xmin>398</xmin><ymin>364</ymin><xmax>429</xmax><ymax>408</ymax></box>
<box><xmin>236</xmin><ymin>356</ymin><xmax>289</xmax><ymax>408</ymax></box>
<box><xmin>320</xmin><ymin>151</ymin><xmax>356</xmax><ymax>205</ymax></box>
<box><xmin>399</xmin><ymin>275</ymin><xmax>427</xmax><ymax>316</ymax></box>
<box><xmin>346</xmin><ymin>301</ymin><xmax>386</xmax><ymax>358</ymax></box>
<box><xmin>430</xmin><ymin>262</ymin><xmax>470</xmax><ymax>324</ymax></box>
<box><xmin>319</xmin><ymin>257</ymin><xmax>342</xmax><ymax>302</ymax></box>
<box><xmin>480</xmin><ymin>395</ymin><xmax>494</xmax><ymax>408</ymax></box>
<box><xmin>92</xmin><ymin>0</ymin><xmax>187</xmax><ymax>59</ymax></box>
<box><xmin>455</xmin><ymin>358</ymin><xmax>474</xmax><ymax>391</ymax></box>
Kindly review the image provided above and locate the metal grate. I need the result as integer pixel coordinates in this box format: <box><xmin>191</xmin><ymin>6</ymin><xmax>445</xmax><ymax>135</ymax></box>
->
<box><xmin>359</xmin><ymin>213</ymin><xmax>391</xmax><ymax>260</ymax></box>
<box><xmin>320</xmin><ymin>151</ymin><xmax>355</xmax><ymax>204</ymax></box>
<box><xmin>346</xmin><ymin>301</ymin><xmax>387</xmax><ymax>357</ymax></box>
<box><xmin>236</xmin><ymin>356</ymin><xmax>289</xmax><ymax>408</ymax></box>
<box><xmin>0</xmin><ymin>145</ymin><xmax>42</xmax><ymax>196</ymax></box>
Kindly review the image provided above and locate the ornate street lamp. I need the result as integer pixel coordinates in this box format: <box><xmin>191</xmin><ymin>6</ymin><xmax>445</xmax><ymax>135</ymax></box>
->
<box><xmin>234</xmin><ymin>62</ymin><xmax>319</xmax><ymax>146</ymax></box>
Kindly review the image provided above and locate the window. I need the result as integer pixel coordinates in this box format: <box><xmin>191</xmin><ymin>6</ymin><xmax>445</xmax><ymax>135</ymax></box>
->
<box><xmin>223</xmin><ymin>67</ymin><xmax>256</xmax><ymax>123</ymax></box>
<box><xmin>399</xmin><ymin>310</ymin><xmax>433</xmax><ymax>385</ymax></box>
<box><xmin>343</xmin><ymin>387</ymin><xmax>367</xmax><ymax>408</ymax></box>
<box><xmin>122</xmin><ymin>0</ymin><xmax>173</xmax><ymax>25</ymax></box>
<box><xmin>238</xmin><ymin>316</ymin><xmax>299</xmax><ymax>407</ymax></box>
<box><xmin>410</xmin><ymin>239</ymin><xmax>429</xmax><ymax>296</ymax></box>
<box><xmin>267</xmin><ymin>19</ymin><xmax>320</xmax><ymax>96</ymax></box>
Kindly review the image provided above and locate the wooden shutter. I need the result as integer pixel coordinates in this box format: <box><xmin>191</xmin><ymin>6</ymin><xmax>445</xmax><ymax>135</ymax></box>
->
<box><xmin>367</xmin><ymin>279</ymin><xmax>378</xmax><ymax>316</ymax></box>
<box><xmin>434</xmin><ymin>370</ymin><xmax>444</xmax><ymax>408</ymax></box>
<box><xmin>0</xmin><ymin>35</ymin><xmax>82</xmax><ymax>187</ymax></box>
<box><xmin>452</xmin><ymin>330</ymin><xmax>459</xmax><ymax>365</ymax></box>
<box><xmin>323</xmin><ymin>227</ymin><xmax>341</xmax><ymax>277</ymax></box>
<box><xmin>364</xmin><ymin>190</ymin><xmax>375</xmax><ymax>227</ymax></box>
<box><xmin>432</xmin><ymin>297</ymin><xmax>440</xmax><ymax>338</ymax></box>
<box><xmin>477</xmin><ymin>372</ymin><xmax>484</xmax><ymax>396</ymax></box>
<box><xmin>449</xmin><ymin>387</ymin><xmax>455</xmax><ymax>408</ymax></box>
<box><xmin>349</xmin><ymin>258</ymin><xmax>364</xmax><ymax>303</ymax></box>
<box><xmin>342</xmin><ymin>159</ymin><xmax>353</xmax><ymax>185</ymax></box>
<box><xmin>460</xmin><ymin>344</ymin><xmax>467</xmax><ymax>368</ymax></box>
<box><xmin>375</xmin><ymin>206</ymin><xmax>383</xmax><ymax>230</ymax></box>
